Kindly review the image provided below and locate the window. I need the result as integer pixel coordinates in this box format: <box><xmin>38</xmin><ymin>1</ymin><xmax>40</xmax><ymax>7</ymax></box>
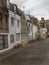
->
<box><xmin>17</xmin><ymin>20</ymin><xmax>19</xmax><ymax>27</ymax></box>
<box><xmin>16</xmin><ymin>34</ymin><xmax>20</xmax><ymax>41</ymax></box>
<box><xmin>10</xmin><ymin>35</ymin><xmax>14</xmax><ymax>43</ymax></box>
<box><xmin>0</xmin><ymin>13</ymin><xmax>2</xmax><ymax>29</ymax></box>
<box><xmin>5</xmin><ymin>15</ymin><xmax>8</xmax><ymax>29</ymax></box>
<box><xmin>11</xmin><ymin>17</ymin><xmax>14</xmax><ymax>26</ymax></box>
<box><xmin>0</xmin><ymin>35</ymin><xmax>8</xmax><ymax>50</ymax></box>
<box><xmin>0</xmin><ymin>36</ymin><xmax>3</xmax><ymax>50</ymax></box>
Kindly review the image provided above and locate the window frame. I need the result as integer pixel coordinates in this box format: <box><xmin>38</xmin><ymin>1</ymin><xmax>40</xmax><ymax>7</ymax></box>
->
<box><xmin>17</xmin><ymin>20</ymin><xmax>19</xmax><ymax>27</ymax></box>
<box><xmin>10</xmin><ymin>35</ymin><xmax>14</xmax><ymax>43</ymax></box>
<box><xmin>0</xmin><ymin>13</ymin><xmax>2</xmax><ymax>29</ymax></box>
<box><xmin>11</xmin><ymin>17</ymin><xmax>14</xmax><ymax>26</ymax></box>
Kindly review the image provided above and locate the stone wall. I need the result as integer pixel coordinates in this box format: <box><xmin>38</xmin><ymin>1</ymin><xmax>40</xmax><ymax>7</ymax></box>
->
<box><xmin>21</xmin><ymin>34</ymin><xmax>28</xmax><ymax>46</ymax></box>
<box><xmin>20</xmin><ymin>18</ymin><xmax>28</xmax><ymax>46</ymax></box>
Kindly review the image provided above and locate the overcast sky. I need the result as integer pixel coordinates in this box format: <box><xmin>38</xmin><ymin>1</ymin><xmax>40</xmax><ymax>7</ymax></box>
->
<box><xmin>10</xmin><ymin>0</ymin><xmax>49</xmax><ymax>20</ymax></box>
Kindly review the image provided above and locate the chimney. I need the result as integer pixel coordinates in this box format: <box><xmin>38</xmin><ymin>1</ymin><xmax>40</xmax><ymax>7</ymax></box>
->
<box><xmin>7</xmin><ymin>0</ymin><xmax>10</xmax><ymax>8</ymax></box>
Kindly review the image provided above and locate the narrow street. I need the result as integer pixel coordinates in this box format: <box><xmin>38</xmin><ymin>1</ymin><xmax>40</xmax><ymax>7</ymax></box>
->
<box><xmin>0</xmin><ymin>38</ymin><xmax>49</xmax><ymax>65</ymax></box>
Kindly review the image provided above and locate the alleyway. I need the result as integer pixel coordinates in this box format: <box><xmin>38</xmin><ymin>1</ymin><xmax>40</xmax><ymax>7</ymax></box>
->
<box><xmin>0</xmin><ymin>38</ymin><xmax>49</xmax><ymax>65</ymax></box>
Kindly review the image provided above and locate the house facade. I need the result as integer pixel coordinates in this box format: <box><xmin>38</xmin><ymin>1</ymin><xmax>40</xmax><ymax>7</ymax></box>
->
<box><xmin>0</xmin><ymin>1</ymin><xmax>29</xmax><ymax>53</ymax></box>
<box><xmin>30</xmin><ymin>16</ymin><xmax>39</xmax><ymax>40</ymax></box>
<box><xmin>8</xmin><ymin>3</ymin><xmax>22</xmax><ymax>49</ymax></box>
<box><xmin>0</xmin><ymin>0</ymin><xmax>9</xmax><ymax>52</ymax></box>
<box><xmin>25</xmin><ymin>14</ymin><xmax>33</xmax><ymax>42</ymax></box>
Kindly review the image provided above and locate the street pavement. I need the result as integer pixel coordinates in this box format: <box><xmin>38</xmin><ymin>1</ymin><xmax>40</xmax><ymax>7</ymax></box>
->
<box><xmin>0</xmin><ymin>38</ymin><xmax>49</xmax><ymax>65</ymax></box>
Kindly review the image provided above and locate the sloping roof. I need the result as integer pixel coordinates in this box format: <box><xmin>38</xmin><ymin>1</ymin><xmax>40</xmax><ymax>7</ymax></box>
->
<box><xmin>9</xmin><ymin>3</ymin><xmax>14</xmax><ymax>12</ymax></box>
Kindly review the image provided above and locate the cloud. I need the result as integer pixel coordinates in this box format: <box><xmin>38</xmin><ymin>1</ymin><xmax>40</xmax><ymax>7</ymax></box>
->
<box><xmin>10</xmin><ymin>0</ymin><xmax>49</xmax><ymax>19</ymax></box>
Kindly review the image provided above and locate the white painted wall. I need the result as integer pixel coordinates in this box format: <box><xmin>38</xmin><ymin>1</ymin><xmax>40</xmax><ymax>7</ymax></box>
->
<box><xmin>8</xmin><ymin>10</ymin><xmax>16</xmax><ymax>49</ymax></box>
<box><xmin>40</xmin><ymin>28</ymin><xmax>47</xmax><ymax>38</ymax></box>
<box><xmin>15</xmin><ymin>14</ymin><xmax>21</xmax><ymax>44</ymax></box>
<box><xmin>33</xmin><ymin>25</ymin><xmax>38</xmax><ymax>40</ymax></box>
<box><xmin>28</xmin><ymin>22</ymin><xmax>33</xmax><ymax>41</ymax></box>
<box><xmin>25</xmin><ymin>14</ymin><xmax>30</xmax><ymax>21</ymax></box>
<box><xmin>8</xmin><ymin>10</ymin><xmax>22</xmax><ymax>49</ymax></box>
<box><xmin>15</xmin><ymin>14</ymin><xmax>21</xmax><ymax>33</ymax></box>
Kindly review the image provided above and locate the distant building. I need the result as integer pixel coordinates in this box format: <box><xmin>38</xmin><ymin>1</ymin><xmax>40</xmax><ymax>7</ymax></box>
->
<box><xmin>39</xmin><ymin>18</ymin><xmax>47</xmax><ymax>39</ymax></box>
<box><xmin>25</xmin><ymin>14</ymin><xmax>33</xmax><ymax>42</ymax></box>
<box><xmin>45</xmin><ymin>20</ymin><xmax>49</xmax><ymax>36</ymax></box>
<box><xmin>30</xmin><ymin>16</ymin><xmax>39</xmax><ymax>40</ymax></box>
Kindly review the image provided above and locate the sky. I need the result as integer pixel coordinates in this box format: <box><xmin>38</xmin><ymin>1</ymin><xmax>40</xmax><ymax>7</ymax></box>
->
<box><xmin>10</xmin><ymin>0</ymin><xmax>49</xmax><ymax>20</ymax></box>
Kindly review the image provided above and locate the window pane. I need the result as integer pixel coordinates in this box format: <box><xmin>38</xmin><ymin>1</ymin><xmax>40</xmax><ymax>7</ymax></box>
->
<box><xmin>5</xmin><ymin>43</ymin><xmax>8</xmax><ymax>48</ymax></box>
<box><xmin>5</xmin><ymin>36</ymin><xmax>8</xmax><ymax>44</ymax></box>
<box><xmin>11</xmin><ymin>17</ymin><xmax>14</xmax><ymax>26</ymax></box>
<box><xmin>17</xmin><ymin>20</ymin><xmax>19</xmax><ymax>27</ymax></box>
<box><xmin>0</xmin><ymin>44</ymin><xmax>3</xmax><ymax>50</ymax></box>
<box><xmin>0</xmin><ymin>40</ymin><xmax>3</xmax><ymax>45</ymax></box>
<box><xmin>16</xmin><ymin>34</ymin><xmax>20</xmax><ymax>41</ymax></box>
<box><xmin>10</xmin><ymin>35</ymin><xmax>14</xmax><ymax>43</ymax></box>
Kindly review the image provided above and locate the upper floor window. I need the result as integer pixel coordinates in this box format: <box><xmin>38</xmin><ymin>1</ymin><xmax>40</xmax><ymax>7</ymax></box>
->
<box><xmin>11</xmin><ymin>17</ymin><xmax>14</xmax><ymax>26</ymax></box>
<box><xmin>0</xmin><ymin>13</ymin><xmax>2</xmax><ymax>29</ymax></box>
<box><xmin>17</xmin><ymin>20</ymin><xmax>19</xmax><ymax>27</ymax></box>
<box><xmin>5</xmin><ymin>15</ymin><xmax>8</xmax><ymax>29</ymax></box>
<box><xmin>10</xmin><ymin>35</ymin><xmax>14</xmax><ymax>43</ymax></box>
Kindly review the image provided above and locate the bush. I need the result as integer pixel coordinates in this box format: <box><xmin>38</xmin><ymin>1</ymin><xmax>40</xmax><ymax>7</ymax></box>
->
<box><xmin>14</xmin><ymin>44</ymin><xmax>22</xmax><ymax>49</ymax></box>
<box><xmin>36</xmin><ymin>35</ymin><xmax>43</xmax><ymax>41</ymax></box>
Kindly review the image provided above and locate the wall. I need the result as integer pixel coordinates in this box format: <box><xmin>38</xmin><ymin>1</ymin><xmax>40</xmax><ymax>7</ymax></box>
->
<box><xmin>21</xmin><ymin>18</ymin><xmax>28</xmax><ymax>46</ymax></box>
<box><xmin>8</xmin><ymin>10</ymin><xmax>16</xmax><ymax>48</ymax></box>
<box><xmin>28</xmin><ymin>22</ymin><xmax>33</xmax><ymax>41</ymax></box>
<box><xmin>40</xmin><ymin>28</ymin><xmax>47</xmax><ymax>39</ymax></box>
<box><xmin>33</xmin><ymin>25</ymin><xmax>38</xmax><ymax>40</ymax></box>
<box><xmin>15</xmin><ymin>14</ymin><xmax>21</xmax><ymax>44</ymax></box>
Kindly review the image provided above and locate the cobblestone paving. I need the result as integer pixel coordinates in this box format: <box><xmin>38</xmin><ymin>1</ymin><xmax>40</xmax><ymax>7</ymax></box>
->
<box><xmin>0</xmin><ymin>38</ymin><xmax>49</xmax><ymax>65</ymax></box>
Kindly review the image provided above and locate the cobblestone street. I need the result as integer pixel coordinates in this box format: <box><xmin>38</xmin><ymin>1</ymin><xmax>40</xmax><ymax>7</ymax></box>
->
<box><xmin>0</xmin><ymin>38</ymin><xmax>49</xmax><ymax>65</ymax></box>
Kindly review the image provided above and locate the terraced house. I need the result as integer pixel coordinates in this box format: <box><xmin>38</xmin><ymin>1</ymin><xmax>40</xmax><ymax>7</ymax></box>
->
<box><xmin>16</xmin><ymin>7</ymin><xmax>28</xmax><ymax>46</ymax></box>
<box><xmin>0</xmin><ymin>0</ymin><xmax>9</xmax><ymax>51</ymax></box>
